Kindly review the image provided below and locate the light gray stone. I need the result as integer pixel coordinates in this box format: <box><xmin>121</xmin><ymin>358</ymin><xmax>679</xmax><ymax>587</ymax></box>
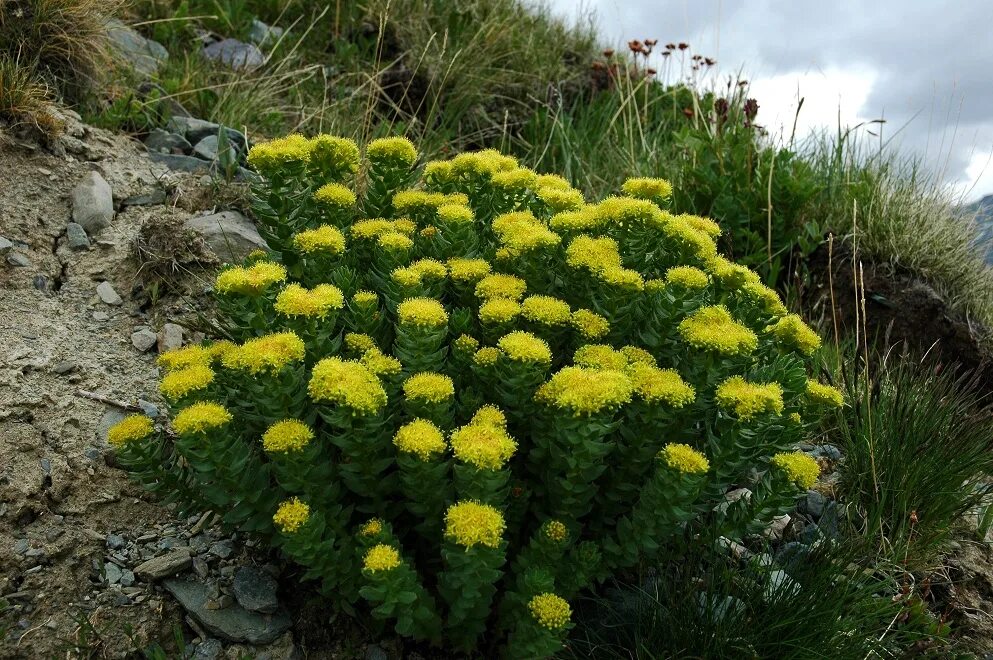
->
<box><xmin>763</xmin><ymin>514</ymin><xmax>791</xmax><ymax>541</ymax></box>
<box><xmin>7</xmin><ymin>253</ymin><xmax>30</xmax><ymax>267</ymax></box>
<box><xmin>163</xmin><ymin>578</ymin><xmax>292</xmax><ymax>644</ymax></box>
<box><xmin>107</xmin><ymin>19</ymin><xmax>168</xmax><ymax>76</ymax></box>
<box><xmin>203</xmin><ymin>38</ymin><xmax>265</xmax><ymax>71</ymax></box>
<box><xmin>249</xmin><ymin>19</ymin><xmax>284</xmax><ymax>46</ymax></box>
<box><xmin>232</xmin><ymin>566</ymin><xmax>279</xmax><ymax>613</ymax></box>
<box><xmin>120</xmin><ymin>569</ymin><xmax>136</xmax><ymax>587</ymax></box>
<box><xmin>157</xmin><ymin>323</ymin><xmax>183</xmax><ymax>353</ymax></box>
<box><xmin>134</xmin><ymin>548</ymin><xmax>192</xmax><ymax>580</ymax></box>
<box><xmin>185</xmin><ymin>211</ymin><xmax>268</xmax><ymax>262</ymax></box>
<box><xmin>144</xmin><ymin>128</ymin><xmax>192</xmax><ymax>154</ymax></box>
<box><xmin>138</xmin><ymin>399</ymin><xmax>159</xmax><ymax>418</ymax></box>
<box><xmin>0</xmin><ymin>236</ymin><xmax>12</xmax><ymax>254</ymax></box>
<box><xmin>802</xmin><ymin>490</ymin><xmax>827</xmax><ymax>518</ymax></box>
<box><xmin>71</xmin><ymin>172</ymin><xmax>114</xmax><ymax>234</ymax></box>
<box><xmin>149</xmin><ymin>152</ymin><xmax>213</xmax><ymax>174</ymax></box>
<box><xmin>104</xmin><ymin>562</ymin><xmax>123</xmax><ymax>585</ymax></box>
<box><xmin>96</xmin><ymin>281</ymin><xmax>123</xmax><ymax>306</ymax></box>
<box><xmin>131</xmin><ymin>328</ymin><xmax>157</xmax><ymax>352</ymax></box>
<box><xmin>92</xmin><ymin>311</ymin><xmax>110</xmax><ymax>322</ymax></box>
<box><xmin>192</xmin><ymin>638</ymin><xmax>223</xmax><ymax>660</ymax></box>
<box><xmin>67</xmin><ymin>223</ymin><xmax>90</xmax><ymax>250</ymax></box>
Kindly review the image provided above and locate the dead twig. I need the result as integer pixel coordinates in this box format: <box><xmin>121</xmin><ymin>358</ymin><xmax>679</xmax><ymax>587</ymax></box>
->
<box><xmin>75</xmin><ymin>390</ymin><xmax>142</xmax><ymax>412</ymax></box>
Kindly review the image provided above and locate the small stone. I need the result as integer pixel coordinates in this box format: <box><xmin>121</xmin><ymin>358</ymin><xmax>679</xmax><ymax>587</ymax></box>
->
<box><xmin>97</xmin><ymin>281</ymin><xmax>123</xmax><ymax>306</ymax></box>
<box><xmin>249</xmin><ymin>19</ymin><xmax>284</xmax><ymax>46</ymax></box>
<box><xmin>802</xmin><ymin>490</ymin><xmax>827</xmax><ymax>518</ymax></box>
<box><xmin>192</xmin><ymin>638</ymin><xmax>223</xmax><ymax>660</ymax></box>
<box><xmin>14</xmin><ymin>539</ymin><xmax>29</xmax><ymax>555</ymax></box>
<box><xmin>193</xmin><ymin>557</ymin><xmax>210</xmax><ymax>580</ymax></box>
<box><xmin>193</xmin><ymin>135</ymin><xmax>222</xmax><ymax>162</ymax></box>
<box><xmin>66</xmin><ymin>223</ymin><xmax>90</xmax><ymax>250</ymax></box>
<box><xmin>104</xmin><ymin>562</ymin><xmax>123</xmax><ymax>585</ymax></box>
<box><xmin>763</xmin><ymin>514</ymin><xmax>791</xmax><ymax>541</ymax></box>
<box><xmin>71</xmin><ymin>171</ymin><xmax>114</xmax><ymax>234</ymax></box>
<box><xmin>143</xmin><ymin>129</ymin><xmax>191</xmax><ymax>155</ymax></box>
<box><xmin>365</xmin><ymin>644</ymin><xmax>389</xmax><ymax>660</ymax></box>
<box><xmin>92</xmin><ymin>311</ymin><xmax>110</xmax><ymax>322</ymax></box>
<box><xmin>119</xmin><ymin>569</ymin><xmax>135</xmax><ymax>587</ymax></box>
<box><xmin>107</xmin><ymin>18</ymin><xmax>168</xmax><ymax>76</ymax></box>
<box><xmin>764</xmin><ymin>569</ymin><xmax>801</xmax><ymax>601</ymax></box>
<box><xmin>134</xmin><ymin>548</ymin><xmax>192</xmax><ymax>581</ymax></box>
<box><xmin>122</xmin><ymin>189</ymin><xmax>168</xmax><ymax>207</ymax></box>
<box><xmin>202</xmin><ymin>38</ymin><xmax>265</xmax><ymax>71</ymax></box>
<box><xmin>33</xmin><ymin>275</ymin><xmax>48</xmax><ymax>290</ymax></box>
<box><xmin>157</xmin><ymin>323</ymin><xmax>184</xmax><ymax>353</ymax></box>
<box><xmin>83</xmin><ymin>447</ymin><xmax>102</xmax><ymax>461</ymax></box>
<box><xmin>232</xmin><ymin>566</ymin><xmax>279</xmax><ymax>614</ymax></box>
<box><xmin>0</xmin><ymin>236</ymin><xmax>12</xmax><ymax>254</ymax></box>
<box><xmin>52</xmin><ymin>361</ymin><xmax>75</xmax><ymax>375</ymax></box>
<box><xmin>107</xmin><ymin>534</ymin><xmax>126</xmax><ymax>550</ymax></box>
<box><xmin>138</xmin><ymin>399</ymin><xmax>159</xmax><ymax>418</ymax></box>
<box><xmin>131</xmin><ymin>328</ymin><xmax>158</xmax><ymax>352</ymax></box>
<box><xmin>98</xmin><ymin>409</ymin><xmax>128</xmax><ymax>442</ymax></box>
<box><xmin>205</xmin><ymin>594</ymin><xmax>235</xmax><ymax>610</ymax></box>
<box><xmin>7</xmin><ymin>252</ymin><xmax>31</xmax><ymax>267</ymax></box>
<box><xmin>209</xmin><ymin>539</ymin><xmax>234</xmax><ymax>559</ymax></box>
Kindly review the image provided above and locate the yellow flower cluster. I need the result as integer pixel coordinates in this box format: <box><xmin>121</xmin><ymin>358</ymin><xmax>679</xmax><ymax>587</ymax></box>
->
<box><xmin>739</xmin><ymin>281</ymin><xmax>788</xmax><ymax>317</ymax></box>
<box><xmin>491</xmin><ymin>211</ymin><xmax>561</xmax><ymax>255</ymax></box>
<box><xmin>447</xmin><ymin>258</ymin><xmax>491</xmax><ymax>283</ymax></box>
<box><xmin>274</xmin><ymin>283</ymin><xmax>344</xmax><ymax>318</ymax></box>
<box><xmin>621</xmin><ymin>345</ymin><xmax>656</xmax><ymax>366</ymax></box>
<box><xmin>678</xmin><ymin>213</ymin><xmax>722</xmax><ymax>238</ymax></box>
<box><xmin>345</xmin><ymin>333</ymin><xmax>378</xmax><ymax>354</ymax></box>
<box><xmin>107</xmin><ymin>414</ymin><xmax>155</xmax><ymax>448</ymax></box>
<box><xmin>377</xmin><ymin>231</ymin><xmax>414</xmax><ymax>251</ymax></box>
<box><xmin>594</xmin><ymin>196</ymin><xmax>666</xmax><ymax>228</ymax></box>
<box><xmin>497</xmin><ymin>331</ymin><xmax>552</xmax><ymax>365</ymax></box>
<box><xmin>293</xmin><ymin>225</ymin><xmax>347</xmax><ymax>255</ymax></box>
<box><xmin>273</xmin><ymin>497</ymin><xmax>310</xmax><ymax>533</ymax></box>
<box><xmin>470</xmin><ymin>404</ymin><xmax>507</xmax><ymax>428</ymax></box>
<box><xmin>537</xmin><ymin>187</ymin><xmax>585</xmax><ymax>212</ymax></box>
<box><xmin>549</xmin><ymin>208</ymin><xmax>604</xmax><ymax>233</ymax></box>
<box><xmin>771</xmin><ymin>451</ymin><xmax>821</xmax><ymax>489</ymax></box>
<box><xmin>361</xmin><ymin>348</ymin><xmax>403</xmax><ymax>377</ymax></box>
<box><xmin>715</xmin><ymin>376</ymin><xmax>785</xmax><ymax>420</ymax></box>
<box><xmin>520</xmin><ymin>295</ymin><xmax>571</xmax><ymax>326</ymax></box>
<box><xmin>767</xmin><ymin>314</ymin><xmax>822</xmax><ymax>355</ymax></box>
<box><xmin>172</xmin><ymin>402</ymin><xmax>233</xmax><ymax>435</ymax></box>
<box><xmin>437</xmin><ymin>203</ymin><xmax>474</xmax><ymax>225</ymax></box>
<box><xmin>473</xmin><ymin>346</ymin><xmax>500</xmax><ymax>367</ymax></box>
<box><xmin>397</xmin><ymin>298</ymin><xmax>449</xmax><ymax>328</ymax></box>
<box><xmin>157</xmin><ymin>344</ymin><xmax>210</xmax><ymax>371</ymax></box>
<box><xmin>367</xmin><ymin>136</ymin><xmax>418</xmax><ymax>167</ymax></box>
<box><xmin>352</xmin><ymin>290</ymin><xmax>378</xmax><ymax>307</ymax></box>
<box><xmin>309</xmin><ymin>357</ymin><xmax>388</xmax><ymax>415</ymax></box>
<box><xmin>536</xmin><ymin>366</ymin><xmax>633</xmax><ymax>416</ymax></box>
<box><xmin>705</xmin><ymin>255</ymin><xmax>761</xmax><ymax>289</ymax></box>
<box><xmin>475</xmin><ymin>273</ymin><xmax>527</xmax><ymax>301</ymax></box>
<box><xmin>450</xmin><ymin>412</ymin><xmax>518</xmax><ymax>470</ymax></box>
<box><xmin>665</xmin><ymin>265</ymin><xmax>710</xmax><ymax>290</ymax></box>
<box><xmin>449</xmin><ymin>149</ymin><xmax>518</xmax><ymax>178</ymax></box>
<box><xmin>246</xmin><ymin>133</ymin><xmax>310</xmax><ymax>171</ymax></box>
<box><xmin>308</xmin><ymin>134</ymin><xmax>360</xmax><ymax>174</ymax></box>
<box><xmin>262</xmin><ymin>419</ymin><xmax>314</xmax><ymax>453</ymax></box>
<box><xmin>394</xmin><ymin>419</ymin><xmax>447</xmax><ymax>460</ymax></box>
<box><xmin>479</xmin><ymin>297</ymin><xmax>521</xmax><ymax>324</ymax></box>
<box><xmin>491</xmin><ymin>167</ymin><xmax>537</xmax><ymax>190</ymax></box>
<box><xmin>574</xmin><ymin>344</ymin><xmax>629</xmax><ymax>370</ymax></box>
<box><xmin>403</xmin><ymin>372</ymin><xmax>455</xmax><ymax>404</ymax></box>
<box><xmin>628</xmin><ymin>363</ymin><xmax>696</xmax><ymax>407</ymax></box>
<box><xmin>661</xmin><ymin>443</ymin><xmax>710</xmax><ymax>474</ymax></box>
<box><xmin>392</xmin><ymin>190</ymin><xmax>467</xmax><ymax>215</ymax></box>
<box><xmin>678</xmin><ymin>305</ymin><xmax>758</xmax><ymax>356</ymax></box>
<box><xmin>313</xmin><ymin>182</ymin><xmax>357</xmax><ymax>207</ymax></box>
<box><xmin>360</xmin><ymin>518</ymin><xmax>384</xmax><ymax>537</ymax></box>
<box><xmin>659</xmin><ymin>214</ymin><xmax>719</xmax><ymax>260</ymax></box>
<box><xmin>159</xmin><ymin>364</ymin><xmax>214</xmax><ymax>400</ymax></box>
<box><xmin>565</xmin><ymin>235</ymin><xmax>622</xmax><ymax>272</ymax></box>
<box><xmin>444</xmin><ymin>501</ymin><xmax>506</xmax><ymax>549</ymax></box>
<box><xmin>621</xmin><ymin>176</ymin><xmax>673</xmax><ymax>202</ymax></box>
<box><xmin>453</xmin><ymin>334</ymin><xmax>480</xmax><ymax>355</ymax></box>
<box><xmin>571</xmin><ymin>309</ymin><xmax>610</xmax><ymax>340</ymax></box>
<box><xmin>543</xmin><ymin>520</ymin><xmax>568</xmax><ymax>543</ymax></box>
<box><xmin>351</xmin><ymin>218</ymin><xmax>415</xmax><ymax>241</ymax></box>
<box><xmin>215</xmin><ymin>262</ymin><xmax>287</xmax><ymax>295</ymax></box>
<box><xmin>223</xmin><ymin>332</ymin><xmax>306</xmax><ymax>375</ymax></box>
<box><xmin>363</xmin><ymin>544</ymin><xmax>401</xmax><ymax>572</ymax></box>
<box><xmin>528</xmin><ymin>593</ymin><xmax>572</xmax><ymax>630</ymax></box>
<box><xmin>409</xmin><ymin>258</ymin><xmax>447</xmax><ymax>281</ymax></box>
<box><xmin>806</xmin><ymin>379</ymin><xmax>845</xmax><ymax>407</ymax></box>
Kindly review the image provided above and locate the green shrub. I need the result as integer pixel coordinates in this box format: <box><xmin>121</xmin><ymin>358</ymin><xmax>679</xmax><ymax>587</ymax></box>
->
<box><xmin>111</xmin><ymin>134</ymin><xmax>843</xmax><ymax>655</ymax></box>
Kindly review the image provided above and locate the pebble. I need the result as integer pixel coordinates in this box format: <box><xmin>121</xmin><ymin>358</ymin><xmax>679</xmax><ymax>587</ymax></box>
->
<box><xmin>0</xmin><ymin>236</ymin><xmax>12</xmax><ymax>254</ymax></box>
<box><xmin>365</xmin><ymin>644</ymin><xmax>389</xmax><ymax>660</ymax></box>
<box><xmin>33</xmin><ymin>275</ymin><xmax>48</xmax><ymax>291</ymax></box>
<box><xmin>14</xmin><ymin>539</ymin><xmax>29</xmax><ymax>555</ymax></box>
<box><xmin>158</xmin><ymin>323</ymin><xmax>183</xmax><ymax>353</ymax></box>
<box><xmin>96</xmin><ymin>281</ymin><xmax>123</xmax><ymax>306</ymax></box>
<box><xmin>209</xmin><ymin>539</ymin><xmax>234</xmax><ymax>559</ymax></box>
<box><xmin>7</xmin><ymin>252</ymin><xmax>31</xmax><ymax>267</ymax></box>
<box><xmin>138</xmin><ymin>399</ymin><xmax>159</xmax><ymax>418</ymax></box>
<box><xmin>144</xmin><ymin>128</ymin><xmax>192</xmax><ymax>155</ymax></box>
<box><xmin>122</xmin><ymin>189</ymin><xmax>168</xmax><ymax>207</ymax></box>
<box><xmin>105</xmin><ymin>562</ymin><xmax>123</xmax><ymax>585</ymax></box>
<box><xmin>134</xmin><ymin>548</ymin><xmax>192</xmax><ymax>580</ymax></box>
<box><xmin>71</xmin><ymin>171</ymin><xmax>115</xmax><ymax>234</ymax></box>
<box><xmin>107</xmin><ymin>534</ymin><xmax>126</xmax><ymax>550</ymax></box>
<box><xmin>202</xmin><ymin>38</ymin><xmax>265</xmax><ymax>71</ymax></box>
<box><xmin>93</xmin><ymin>311</ymin><xmax>110</xmax><ymax>321</ymax></box>
<box><xmin>163</xmin><ymin>578</ymin><xmax>292</xmax><ymax>644</ymax></box>
<box><xmin>52</xmin><ymin>361</ymin><xmax>75</xmax><ymax>375</ymax></box>
<box><xmin>763</xmin><ymin>514</ymin><xmax>791</xmax><ymax>541</ymax></box>
<box><xmin>192</xmin><ymin>638</ymin><xmax>223</xmax><ymax>660</ymax></box>
<box><xmin>83</xmin><ymin>447</ymin><xmax>102</xmax><ymax>461</ymax></box>
<box><xmin>131</xmin><ymin>328</ymin><xmax>158</xmax><ymax>352</ymax></box>
<box><xmin>67</xmin><ymin>223</ymin><xmax>90</xmax><ymax>250</ymax></box>
<box><xmin>249</xmin><ymin>18</ymin><xmax>284</xmax><ymax>46</ymax></box>
<box><xmin>802</xmin><ymin>490</ymin><xmax>827</xmax><ymax>518</ymax></box>
<box><xmin>120</xmin><ymin>569</ymin><xmax>136</xmax><ymax>587</ymax></box>
<box><xmin>193</xmin><ymin>557</ymin><xmax>210</xmax><ymax>580</ymax></box>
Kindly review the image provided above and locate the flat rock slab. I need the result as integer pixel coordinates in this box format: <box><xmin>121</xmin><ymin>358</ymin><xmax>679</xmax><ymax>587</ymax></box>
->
<box><xmin>163</xmin><ymin>578</ymin><xmax>292</xmax><ymax>644</ymax></box>
<box><xmin>149</xmin><ymin>152</ymin><xmax>213</xmax><ymax>174</ymax></box>
<box><xmin>232</xmin><ymin>566</ymin><xmax>279</xmax><ymax>613</ymax></box>
<box><xmin>134</xmin><ymin>548</ymin><xmax>192</xmax><ymax>580</ymax></box>
<box><xmin>203</xmin><ymin>38</ymin><xmax>265</xmax><ymax>71</ymax></box>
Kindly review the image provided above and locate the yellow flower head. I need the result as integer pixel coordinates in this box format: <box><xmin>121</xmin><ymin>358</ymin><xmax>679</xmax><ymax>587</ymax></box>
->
<box><xmin>473</xmin><ymin>346</ymin><xmax>500</xmax><ymax>367</ymax></box>
<box><xmin>593</xmin><ymin>196</ymin><xmax>667</xmax><ymax>228</ymax></box>
<box><xmin>107</xmin><ymin>415</ymin><xmax>155</xmax><ymax>448</ymax></box>
<box><xmin>599</xmin><ymin>266</ymin><xmax>645</xmax><ymax>291</ymax></box>
<box><xmin>661</xmin><ymin>443</ymin><xmax>710</xmax><ymax>474</ymax></box>
<box><xmin>678</xmin><ymin>213</ymin><xmax>722</xmax><ymax>238</ymax></box>
<box><xmin>621</xmin><ymin>176</ymin><xmax>673</xmax><ymax>202</ymax></box>
<box><xmin>475</xmin><ymin>273</ymin><xmax>527</xmax><ymax>301</ymax></box>
<box><xmin>715</xmin><ymin>376</ymin><xmax>785</xmax><ymax>420</ymax></box>
<box><xmin>313</xmin><ymin>182</ymin><xmax>357</xmax><ymax>207</ymax></box>
<box><xmin>157</xmin><ymin>345</ymin><xmax>210</xmax><ymax>372</ymax></box>
<box><xmin>351</xmin><ymin>219</ymin><xmax>394</xmax><ymax>240</ymax></box>
<box><xmin>403</xmin><ymin>372</ymin><xmax>455</xmax><ymax>404</ymax></box>
<box><xmin>536</xmin><ymin>173</ymin><xmax>571</xmax><ymax>190</ymax></box>
<box><xmin>410</xmin><ymin>258</ymin><xmax>448</xmax><ymax>280</ymax></box>
<box><xmin>492</xmin><ymin>212</ymin><xmax>561</xmax><ymax>255</ymax></box>
<box><xmin>215</xmin><ymin>262</ymin><xmax>287</xmax><ymax>295</ymax></box>
<box><xmin>521</xmin><ymin>295</ymin><xmax>572</xmax><ymax>326</ymax></box>
<box><xmin>549</xmin><ymin>208</ymin><xmax>605</xmax><ymax>233</ymax></box>
<box><xmin>293</xmin><ymin>225</ymin><xmax>347</xmax><ymax>255</ymax></box>
<box><xmin>344</xmin><ymin>333</ymin><xmax>378</xmax><ymax>355</ymax></box>
<box><xmin>444</xmin><ymin>501</ymin><xmax>506</xmax><ymax>548</ymax></box>
<box><xmin>159</xmin><ymin>364</ymin><xmax>214</xmax><ymax>401</ymax></box>
<box><xmin>377</xmin><ymin>231</ymin><xmax>414</xmax><ymax>251</ymax></box>
<box><xmin>451</xmin><ymin>149</ymin><xmax>518</xmax><ymax>177</ymax></box>
<box><xmin>705</xmin><ymin>255</ymin><xmax>761</xmax><ymax>290</ymax></box>
<box><xmin>659</xmin><ymin>215</ymin><xmax>718</xmax><ymax>260</ymax></box>
<box><xmin>767</xmin><ymin>314</ymin><xmax>822</xmax><ymax>355</ymax></box>
<box><xmin>397</xmin><ymin>297</ymin><xmax>448</xmax><ymax>328</ymax></box>
<box><xmin>498</xmin><ymin>331</ymin><xmax>552</xmax><ymax>365</ymax></box>
<box><xmin>806</xmin><ymin>379</ymin><xmax>845</xmax><ymax>407</ymax></box>
<box><xmin>223</xmin><ymin>332</ymin><xmax>306</xmax><ymax>375</ymax></box>
<box><xmin>391</xmin><ymin>267</ymin><xmax>423</xmax><ymax>288</ymax></box>
<box><xmin>247</xmin><ymin>134</ymin><xmax>310</xmax><ymax>173</ymax></box>
<box><xmin>394</xmin><ymin>419</ymin><xmax>447</xmax><ymax>460</ymax></box>
<box><xmin>620</xmin><ymin>345</ymin><xmax>657</xmax><ymax>367</ymax></box>
<box><xmin>392</xmin><ymin>189</ymin><xmax>449</xmax><ymax>214</ymax></box>
<box><xmin>537</xmin><ymin>187</ymin><xmax>585</xmax><ymax>212</ymax></box>
<box><xmin>543</xmin><ymin>520</ymin><xmax>569</xmax><ymax>543</ymax></box>
<box><xmin>437</xmin><ymin>204</ymin><xmax>474</xmax><ymax>225</ymax></box>
<box><xmin>450</xmin><ymin>423</ymin><xmax>517</xmax><ymax>470</ymax></box>
<box><xmin>273</xmin><ymin>497</ymin><xmax>310</xmax><ymax>533</ymax></box>
<box><xmin>367</xmin><ymin>136</ymin><xmax>418</xmax><ymax>167</ymax></box>
<box><xmin>360</xmin><ymin>518</ymin><xmax>384</xmax><ymax>537</ymax></box>
<box><xmin>172</xmin><ymin>402</ymin><xmax>233</xmax><ymax>435</ymax></box>
<box><xmin>771</xmin><ymin>451</ymin><xmax>820</xmax><ymax>489</ymax></box>
<box><xmin>627</xmin><ymin>364</ymin><xmax>696</xmax><ymax>407</ymax></box>
<box><xmin>565</xmin><ymin>235</ymin><xmax>622</xmax><ymax>272</ymax></box>
<box><xmin>678</xmin><ymin>305</ymin><xmax>758</xmax><ymax>356</ymax></box>
<box><xmin>536</xmin><ymin>366</ymin><xmax>633</xmax><ymax>416</ymax></box>
<box><xmin>470</xmin><ymin>404</ymin><xmax>506</xmax><ymax>429</ymax></box>
<box><xmin>262</xmin><ymin>419</ymin><xmax>313</xmax><ymax>453</ymax></box>
<box><xmin>307</xmin><ymin>134</ymin><xmax>360</xmax><ymax>174</ymax></box>
<box><xmin>528</xmin><ymin>593</ymin><xmax>572</xmax><ymax>630</ymax></box>
<box><xmin>574</xmin><ymin>344</ymin><xmax>628</xmax><ymax>370</ymax></box>
<box><xmin>352</xmin><ymin>290</ymin><xmax>378</xmax><ymax>307</ymax></box>
<box><xmin>479</xmin><ymin>297</ymin><xmax>522</xmax><ymax>324</ymax></box>
<box><xmin>739</xmin><ymin>282</ymin><xmax>788</xmax><ymax>317</ymax></box>
<box><xmin>491</xmin><ymin>167</ymin><xmax>538</xmax><ymax>190</ymax></box>
<box><xmin>447</xmin><ymin>258</ymin><xmax>491</xmax><ymax>283</ymax></box>
<box><xmin>452</xmin><ymin>334</ymin><xmax>480</xmax><ymax>355</ymax></box>
<box><xmin>363</xmin><ymin>544</ymin><xmax>401</xmax><ymax>572</ymax></box>
<box><xmin>423</xmin><ymin>159</ymin><xmax>454</xmax><ymax>184</ymax></box>
<box><xmin>361</xmin><ymin>348</ymin><xmax>403</xmax><ymax>377</ymax></box>
<box><xmin>274</xmin><ymin>283</ymin><xmax>345</xmax><ymax>318</ymax></box>
<box><xmin>309</xmin><ymin>357</ymin><xmax>388</xmax><ymax>415</ymax></box>
<box><xmin>571</xmin><ymin>309</ymin><xmax>610</xmax><ymax>340</ymax></box>
<box><xmin>665</xmin><ymin>266</ymin><xmax>710</xmax><ymax>290</ymax></box>
<box><xmin>420</xmin><ymin>225</ymin><xmax>438</xmax><ymax>239</ymax></box>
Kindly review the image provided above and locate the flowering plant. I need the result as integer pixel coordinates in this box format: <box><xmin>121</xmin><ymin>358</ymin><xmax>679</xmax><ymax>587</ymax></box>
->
<box><xmin>112</xmin><ymin>134</ymin><xmax>842</xmax><ymax>655</ymax></box>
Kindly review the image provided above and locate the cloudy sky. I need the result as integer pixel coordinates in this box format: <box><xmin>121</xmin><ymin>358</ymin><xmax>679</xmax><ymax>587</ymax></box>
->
<box><xmin>545</xmin><ymin>0</ymin><xmax>993</xmax><ymax>201</ymax></box>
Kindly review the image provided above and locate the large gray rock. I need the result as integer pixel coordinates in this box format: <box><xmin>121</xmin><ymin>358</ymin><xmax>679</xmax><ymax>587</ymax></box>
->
<box><xmin>144</xmin><ymin>128</ymin><xmax>191</xmax><ymax>154</ymax></box>
<box><xmin>185</xmin><ymin>211</ymin><xmax>268</xmax><ymax>262</ymax></box>
<box><xmin>134</xmin><ymin>548</ymin><xmax>192</xmax><ymax>580</ymax></box>
<box><xmin>166</xmin><ymin>117</ymin><xmax>247</xmax><ymax>151</ymax></box>
<box><xmin>149</xmin><ymin>152</ymin><xmax>213</xmax><ymax>174</ymax></box>
<box><xmin>163</xmin><ymin>578</ymin><xmax>292</xmax><ymax>644</ymax></box>
<box><xmin>193</xmin><ymin>135</ymin><xmax>237</xmax><ymax>163</ymax></box>
<box><xmin>203</xmin><ymin>38</ymin><xmax>265</xmax><ymax>71</ymax></box>
<box><xmin>107</xmin><ymin>19</ymin><xmax>168</xmax><ymax>76</ymax></box>
<box><xmin>232</xmin><ymin>566</ymin><xmax>279</xmax><ymax>613</ymax></box>
<box><xmin>71</xmin><ymin>172</ymin><xmax>114</xmax><ymax>234</ymax></box>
